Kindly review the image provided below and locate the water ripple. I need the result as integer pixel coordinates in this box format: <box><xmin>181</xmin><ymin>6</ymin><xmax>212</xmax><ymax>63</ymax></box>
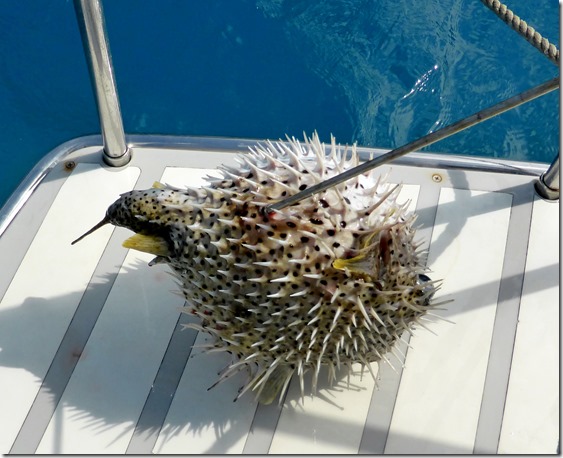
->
<box><xmin>258</xmin><ymin>0</ymin><xmax>559</xmax><ymax>161</ymax></box>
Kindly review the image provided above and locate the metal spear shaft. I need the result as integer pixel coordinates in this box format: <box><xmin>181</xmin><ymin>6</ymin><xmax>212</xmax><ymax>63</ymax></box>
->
<box><xmin>265</xmin><ymin>77</ymin><xmax>559</xmax><ymax>213</ymax></box>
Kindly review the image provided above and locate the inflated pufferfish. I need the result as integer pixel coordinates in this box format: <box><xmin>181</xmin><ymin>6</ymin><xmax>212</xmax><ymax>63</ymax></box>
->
<box><xmin>74</xmin><ymin>133</ymin><xmax>441</xmax><ymax>405</ymax></box>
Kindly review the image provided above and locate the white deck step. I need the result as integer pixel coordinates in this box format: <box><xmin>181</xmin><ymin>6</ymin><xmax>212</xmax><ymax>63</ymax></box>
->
<box><xmin>0</xmin><ymin>138</ymin><xmax>558</xmax><ymax>454</ymax></box>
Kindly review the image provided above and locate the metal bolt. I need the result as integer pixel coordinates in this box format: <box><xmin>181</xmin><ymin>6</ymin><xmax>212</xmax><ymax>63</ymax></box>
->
<box><xmin>432</xmin><ymin>173</ymin><xmax>442</xmax><ymax>183</ymax></box>
<box><xmin>64</xmin><ymin>161</ymin><xmax>76</xmax><ymax>171</ymax></box>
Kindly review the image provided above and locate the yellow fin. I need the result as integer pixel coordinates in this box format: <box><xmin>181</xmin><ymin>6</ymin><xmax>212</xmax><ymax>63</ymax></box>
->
<box><xmin>152</xmin><ymin>181</ymin><xmax>165</xmax><ymax>189</ymax></box>
<box><xmin>122</xmin><ymin>233</ymin><xmax>170</xmax><ymax>256</ymax></box>
<box><xmin>333</xmin><ymin>254</ymin><xmax>373</xmax><ymax>279</ymax></box>
<box><xmin>332</xmin><ymin>230</ymin><xmax>379</xmax><ymax>278</ymax></box>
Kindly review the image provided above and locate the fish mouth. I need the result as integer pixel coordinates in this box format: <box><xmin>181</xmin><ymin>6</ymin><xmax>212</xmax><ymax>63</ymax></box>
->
<box><xmin>72</xmin><ymin>215</ymin><xmax>171</xmax><ymax>258</ymax></box>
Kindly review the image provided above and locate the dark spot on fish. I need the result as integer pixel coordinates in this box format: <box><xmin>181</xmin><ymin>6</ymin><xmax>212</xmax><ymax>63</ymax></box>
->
<box><xmin>327</xmin><ymin>229</ymin><xmax>335</xmax><ymax>236</ymax></box>
<box><xmin>319</xmin><ymin>199</ymin><xmax>329</xmax><ymax>208</ymax></box>
<box><xmin>310</xmin><ymin>218</ymin><xmax>323</xmax><ymax>225</ymax></box>
<box><xmin>340</xmin><ymin>221</ymin><xmax>347</xmax><ymax>228</ymax></box>
<box><xmin>299</xmin><ymin>184</ymin><xmax>307</xmax><ymax>191</ymax></box>
<box><xmin>300</xmin><ymin>236</ymin><xmax>309</xmax><ymax>243</ymax></box>
<box><xmin>286</xmin><ymin>221</ymin><xmax>296</xmax><ymax>228</ymax></box>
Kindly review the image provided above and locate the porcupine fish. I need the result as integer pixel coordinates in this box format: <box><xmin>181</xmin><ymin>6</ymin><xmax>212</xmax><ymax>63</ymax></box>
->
<box><xmin>72</xmin><ymin>133</ymin><xmax>441</xmax><ymax>405</ymax></box>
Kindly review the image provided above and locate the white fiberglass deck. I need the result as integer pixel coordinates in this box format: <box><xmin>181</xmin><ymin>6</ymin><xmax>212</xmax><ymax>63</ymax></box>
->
<box><xmin>0</xmin><ymin>136</ymin><xmax>558</xmax><ymax>454</ymax></box>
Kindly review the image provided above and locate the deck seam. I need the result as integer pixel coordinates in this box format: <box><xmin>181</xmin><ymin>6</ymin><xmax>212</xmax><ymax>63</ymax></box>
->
<box><xmin>9</xmin><ymin>229</ymin><xmax>129</xmax><ymax>453</ymax></box>
<box><xmin>472</xmin><ymin>186</ymin><xmax>535</xmax><ymax>453</ymax></box>
<box><xmin>241</xmin><ymin>399</ymin><xmax>285</xmax><ymax>454</ymax></box>
<box><xmin>7</xmin><ymin>162</ymin><xmax>144</xmax><ymax>454</ymax></box>
<box><xmin>126</xmin><ymin>311</ymin><xmax>200</xmax><ymax>454</ymax></box>
<box><xmin>358</xmin><ymin>182</ymin><xmax>441</xmax><ymax>454</ymax></box>
<box><xmin>0</xmin><ymin>170</ymin><xmax>67</xmax><ymax>303</ymax></box>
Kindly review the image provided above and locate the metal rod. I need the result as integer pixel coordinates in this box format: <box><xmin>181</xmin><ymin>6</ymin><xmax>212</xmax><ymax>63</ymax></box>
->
<box><xmin>266</xmin><ymin>77</ymin><xmax>559</xmax><ymax>213</ymax></box>
<box><xmin>74</xmin><ymin>0</ymin><xmax>131</xmax><ymax>167</ymax></box>
<box><xmin>534</xmin><ymin>154</ymin><xmax>559</xmax><ymax>200</ymax></box>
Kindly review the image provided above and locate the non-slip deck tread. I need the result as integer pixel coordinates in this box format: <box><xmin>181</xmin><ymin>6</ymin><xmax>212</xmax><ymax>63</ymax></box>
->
<box><xmin>0</xmin><ymin>144</ymin><xmax>558</xmax><ymax>454</ymax></box>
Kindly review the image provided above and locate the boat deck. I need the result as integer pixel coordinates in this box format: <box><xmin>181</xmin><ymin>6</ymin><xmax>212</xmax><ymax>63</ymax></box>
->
<box><xmin>0</xmin><ymin>136</ymin><xmax>558</xmax><ymax>454</ymax></box>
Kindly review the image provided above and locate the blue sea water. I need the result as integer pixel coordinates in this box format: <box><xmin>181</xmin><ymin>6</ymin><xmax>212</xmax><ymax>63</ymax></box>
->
<box><xmin>0</xmin><ymin>0</ymin><xmax>559</xmax><ymax>209</ymax></box>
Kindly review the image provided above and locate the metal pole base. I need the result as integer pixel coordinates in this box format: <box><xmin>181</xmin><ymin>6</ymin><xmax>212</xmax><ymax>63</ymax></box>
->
<box><xmin>535</xmin><ymin>175</ymin><xmax>560</xmax><ymax>200</ymax></box>
<box><xmin>102</xmin><ymin>146</ymin><xmax>132</xmax><ymax>167</ymax></box>
<box><xmin>534</xmin><ymin>155</ymin><xmax>559</xmax><ymax>200</ymax></box>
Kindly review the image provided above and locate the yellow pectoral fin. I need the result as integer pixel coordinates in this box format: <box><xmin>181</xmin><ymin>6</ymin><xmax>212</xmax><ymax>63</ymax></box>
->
<box><xmin>333</xmin><ymin>253</ymin><xmax>373</xmax><ymax>280</ymax></box>
<box><xmin>123</xmin><ymin>233</ymin><xmax>170</xmax><ymax>256</ymax></box>
<box><xmin>152</xmin><ymin>181</ymin><xmax>165</xmax><ymax>189</ymax></box>
<box><xmin>332</xmin><ymin>230</ymin><xmax>379</xmax><ymax>279</ymax></box>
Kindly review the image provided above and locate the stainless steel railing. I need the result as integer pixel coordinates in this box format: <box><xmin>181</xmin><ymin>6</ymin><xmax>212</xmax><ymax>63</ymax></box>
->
<box><xmin>74</xmin><ymin>0</ymin><xmax>131</xmax><ymax>167</ymax></box>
